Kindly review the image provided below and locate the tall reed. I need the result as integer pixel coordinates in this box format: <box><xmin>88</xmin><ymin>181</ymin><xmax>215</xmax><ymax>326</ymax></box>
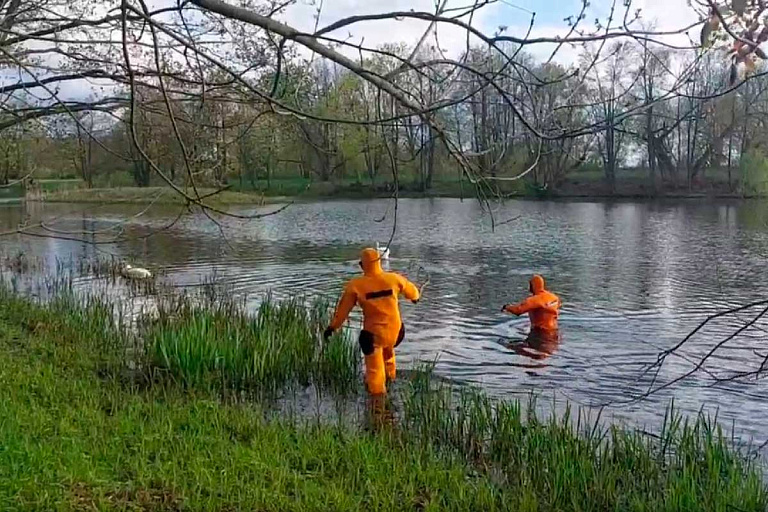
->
<box><xmin>399</xmin><ymin>366</ymin><xmax>767</xmax><ymax>511</ymax></box>
<box><xmin>146</xmin><ymin>293</ymin><xmax>360</xmax><ymax>396</ymax></box>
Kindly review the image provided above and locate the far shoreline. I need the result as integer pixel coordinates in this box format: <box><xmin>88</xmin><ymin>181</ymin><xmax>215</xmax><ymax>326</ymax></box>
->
<box><xmin>27</xmin><ymin>184</ymin><xmax>761</xmax><ymax>206</ymax></box>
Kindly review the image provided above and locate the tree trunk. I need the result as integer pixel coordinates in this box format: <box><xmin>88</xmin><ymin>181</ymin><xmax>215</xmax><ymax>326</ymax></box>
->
<box><xmin>646</xmin><ymin>106</ymin><xmax>657</xmax><ymax>194</ymax></box>
<box><xmin>605</xmin><ymin>121</ymin><xmax>616</xmax><ymax>193</ymax></box>
<box><xmin>424</xmin><ymin>125</ymin><xmax>436</xmax><ymax>192</ymax></box>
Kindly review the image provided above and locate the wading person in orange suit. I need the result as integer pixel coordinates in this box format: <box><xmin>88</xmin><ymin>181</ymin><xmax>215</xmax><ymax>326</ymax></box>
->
<box><xmin>324</xmin><ymin>248</ymin><xmax>421</xmax><ymax>395</ymax></box>
<box><xmin>502</xmin><ymin>275</ymin><xmax>561</xmax><ymax>365</ymax></box>
<box><xmin>502</xmin><ymin>274</ymin><xmax>561</xmax><ymax>331</ymax></box>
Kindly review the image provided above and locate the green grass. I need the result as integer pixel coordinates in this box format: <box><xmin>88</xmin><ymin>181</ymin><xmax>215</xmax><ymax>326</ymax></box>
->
<box><xmin>26</xmin><ymin>170</ymin><xmax>749</xmax><ymax>204</ymax></box>
<box><xmin>403</xmin><ymin>369</ymin><xmax>768</xmax><ymax>511</ymax></box>
<box><xmin>1</xmin><ymin>285</ymin><xmax>766</xmax><ymax>511</ymax></box>
<box><xmin>0</xmin><ymin>293</ymin><xmax>506</xmax><ymax>511</ymax></box>
<box><xmin>29</xmin><ymin>178</ymin><xmax>525</xmax><ymax>203</ymax></box>
<box><xmin>38</xmin><ymin>186</ymin><xmax>280</xmax><ymax>205</ymax></box>
<box><xmin>0</xmin><ymin>179</ymin><xmax>82</xmax><ymax>201</ymax></box>
<box><xmin>233</xmin><ymin>176</ymin><xmax>531</xmax><ymax>199</ymax></box>
<box><xmin>38</xmin><ymin>179</ymin><xmax>84</xmax><ymax>193</ymax></box>
<box><xmin>146</xmin><ymin>294</ymin><xmax>360</xmax><ymax>395</ymax></box>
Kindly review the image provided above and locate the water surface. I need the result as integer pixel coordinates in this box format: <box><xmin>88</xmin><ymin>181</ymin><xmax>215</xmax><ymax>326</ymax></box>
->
<box><xmin>2</xmin><ymin>197</ymin><xmax>768</xmax><ymax>442</ymax></box>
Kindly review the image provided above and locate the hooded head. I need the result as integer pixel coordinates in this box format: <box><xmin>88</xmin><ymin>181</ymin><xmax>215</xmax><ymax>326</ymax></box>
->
<box><xmin>359</xmin><ymin>248</ymin><xmax>383</xmax><ymax>276</ymax></box>
<box><xmin>529</xmin><ymin>274</ymin><xmax>545</xmax><ymax>294</ymax></box>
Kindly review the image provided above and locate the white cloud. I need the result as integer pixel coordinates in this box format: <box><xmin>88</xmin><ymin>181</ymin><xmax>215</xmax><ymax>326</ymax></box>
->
<box><xmin>1</xmin><ymin>0</ymin><xmax>707</xmax><ymax>107</ymax></box>
<box><xmin>276</xmin><ymin>0</ymin><xmax>703</xmax><ymax>66</ymax></box>
<box><xmin>280</xmin><ymin>0</ymin><xmax>505</xmax><ymax>59</ymax></box>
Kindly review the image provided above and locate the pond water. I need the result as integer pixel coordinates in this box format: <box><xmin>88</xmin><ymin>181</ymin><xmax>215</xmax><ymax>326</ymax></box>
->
<box><xmin>2</xmin><ymin>197</ymin><xmax>768</xmax><ymax>443</ymax></box>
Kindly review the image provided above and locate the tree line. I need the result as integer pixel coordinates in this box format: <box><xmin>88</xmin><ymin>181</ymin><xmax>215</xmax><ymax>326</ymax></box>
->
<box><xmin>1</xmin><ymin>0</ymin><xmax>768</xmax><ymax>198</ymax></box>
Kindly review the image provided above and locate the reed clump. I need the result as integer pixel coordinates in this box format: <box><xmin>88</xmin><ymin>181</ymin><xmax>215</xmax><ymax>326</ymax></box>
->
<box><xmin>399</xmin><ymin>367</ymin><xmax>767</xmax><ymax>511</ymax></box>
<box><xmin>145</xmin><ymin>293</ymin><xmax>360</xmax><ymax>396</ymax></box>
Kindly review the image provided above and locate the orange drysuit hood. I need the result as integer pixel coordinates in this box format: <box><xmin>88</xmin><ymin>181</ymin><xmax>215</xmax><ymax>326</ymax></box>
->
<box><xmin>360</xmin><ymin>248</ymin><xmax>383</xmax><ymax>276</ymax></box>
<box><xmin>530</xmin><ymin>274</ymin><xmax>545</xmax><ymax>294</ymax></box>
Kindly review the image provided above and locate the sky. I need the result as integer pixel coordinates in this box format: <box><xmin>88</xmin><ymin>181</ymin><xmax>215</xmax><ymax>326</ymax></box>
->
<box><xmin>279</xmin><ymin>0</ymin><xmax>702</xmax><ymax>64</ymax></box>
<box><xmin>3</xmin><ymin>0</ymin><xmax>704</xmax><ymax>106</ymax></box>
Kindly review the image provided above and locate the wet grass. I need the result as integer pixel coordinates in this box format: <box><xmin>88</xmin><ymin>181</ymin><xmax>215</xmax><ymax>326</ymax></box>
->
<box><xmin>146</xmin><ymin>293</ymin><xmax>360</xmax><ymax>396</ymax></box>
<box><xmin>0</xmin><ymin>292</ymin><xmax>506</xmax><ymax>511</ymax></box>
<box><xmin>402</xmin><ymin>368</ymin><xmax>768</xmax><ymax>511</ymax></box>
<box><xmin>1</xmin><ymin>282</ymin><xmax>767</xmax><ymax>510</ymax></box>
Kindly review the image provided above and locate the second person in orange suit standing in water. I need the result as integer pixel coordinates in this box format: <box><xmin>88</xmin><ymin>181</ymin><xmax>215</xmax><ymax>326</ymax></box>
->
<box><xmin>324</xmin><ymin>248</ymin><xmax>421</xmax><ymax>395</ymax></box>
<box><xmin>502</xmin><ymin>275</ymin><xmax>562</xmax><ymax>363</ymax></box>
<box><xmin>502</xmin><ymin>274</ymin><xmax>561</xmax><ymax>331</ymax></box>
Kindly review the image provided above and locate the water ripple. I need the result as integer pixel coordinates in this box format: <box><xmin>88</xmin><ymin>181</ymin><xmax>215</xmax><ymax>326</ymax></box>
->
<box><xmin>3</xmin><ymin>198</ymin><xmax>768</xmax><ymax>443</ymax></box>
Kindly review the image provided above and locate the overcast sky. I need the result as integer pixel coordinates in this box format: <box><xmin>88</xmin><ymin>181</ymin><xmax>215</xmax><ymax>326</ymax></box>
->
<box><xmin>279</xmin><ymin>0</ymin><xmax>700</xmax><ymax>63</ymax></box>
<box><xmin>5</xmin><ymin>0</ymin><xmax>703</xmax><ymax>105</ymax></box>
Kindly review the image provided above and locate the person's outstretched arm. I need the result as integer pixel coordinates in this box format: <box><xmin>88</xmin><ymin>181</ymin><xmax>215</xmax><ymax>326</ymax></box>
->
<box><xmin>325</xmin><ymin>285</ymin><xmax>357</xmax><ymax>338</ymax></box>
<box><xmin>503</xmin><ymin>295</ymin><xmax>540</xmax><ymax>315</ymax></box>
<box><xmin>398</xmin><ymin>275</ymin><xmax>421</xmax><ymax>304</ymax></box>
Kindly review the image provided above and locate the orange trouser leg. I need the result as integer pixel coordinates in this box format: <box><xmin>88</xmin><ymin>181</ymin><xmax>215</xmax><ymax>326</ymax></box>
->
<box><xmin>383</xmin><ymin>345</ymin><xmax>396</xmax><ymax>381</ymax></box>
<box><xmin>364</xmin><ymin>347</ymin><xmax>386</xmax><ymax>395</ymax></box>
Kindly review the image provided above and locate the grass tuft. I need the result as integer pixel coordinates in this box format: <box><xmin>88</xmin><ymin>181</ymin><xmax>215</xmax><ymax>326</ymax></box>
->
<box><xmin>145</xmin><ymin>293</ymin><xmax>360</xmax><ymax>396</ymax></box>
<box><xmin>399</xmin><ymin>365</ymin><xmax>767</xmax><ymax>511</ymax></box>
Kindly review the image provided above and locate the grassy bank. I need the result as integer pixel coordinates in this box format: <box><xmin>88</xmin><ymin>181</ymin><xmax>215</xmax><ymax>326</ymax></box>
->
<box><xmin>1</xmin><ymin>283</ymin><xmax>766</xmax><ymax>510</ymax></box>
<box><xmin>31</xmin><ymin>177</ymin><xmax>754</xmax><ymax>205</ymax></box>
<box><xmin>36</xmin><ymin>181</ymin><xmax>481</xmax><ymax>204</ymax></box>
<box><xmin>232</xmin><ymin>177</ymin><xmax>528</xmax><ymax>199</ymax></box>
<box><xmin>0</xmin><ymin>293</ymin><xmax>503</xmax><ymax>510</ymax></box>
<box><xmin>38</xmin><ymin>186</ymin><xmax>283</xmax><ymax>205</ymax></box>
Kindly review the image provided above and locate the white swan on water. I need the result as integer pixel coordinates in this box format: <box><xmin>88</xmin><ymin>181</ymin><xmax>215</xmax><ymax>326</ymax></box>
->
<box><xmin>375</xmin><ymin>242</ymin><xmax>390</xmax><ymax>260</ymax></box>
<box><xmin>122</xmin><ymin>264</ymin><xmax>152</xmax><ymax>280</ymax></box>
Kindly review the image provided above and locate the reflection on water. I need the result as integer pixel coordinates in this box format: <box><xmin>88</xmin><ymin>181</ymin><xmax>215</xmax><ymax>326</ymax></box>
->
<box><xmin>502</xmin><ymin>328</ymin><xmax>562</xmax><ymax>370</ymax></box>
<box><xmin>3</xmin><ymin>198</ymin><xmax>768</xmax><ymax>442</ymax></box>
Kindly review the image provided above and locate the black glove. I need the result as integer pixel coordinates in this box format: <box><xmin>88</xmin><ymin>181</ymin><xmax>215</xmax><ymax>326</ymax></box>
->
<box><xmin>323</xmin><ymin>327</ymin><xmax>334</xmax><ymax>340</ymax></box>
<box><xmin>501</xmin><ymin>305</ymin><xmax>509</xmax><ymax>312</ymax></box>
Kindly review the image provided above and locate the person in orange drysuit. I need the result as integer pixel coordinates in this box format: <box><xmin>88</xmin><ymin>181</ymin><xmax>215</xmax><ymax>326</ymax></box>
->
<box><xmin>502</xmin><ymin>274</ymin><xmax>561</xmax><ymax>331</ymax></box>
<box><xmin>502</xmin><ymin>275</ymin><xmax>562</xmax><ymax>365</ymax></box>
<box><xmin>324</xmin><ymin>248</ymin><xmax>421</xmax><ymax>395</ymax></box>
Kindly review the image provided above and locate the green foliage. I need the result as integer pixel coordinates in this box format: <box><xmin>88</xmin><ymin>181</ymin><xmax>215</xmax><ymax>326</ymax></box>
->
<box><xmin>146</xmin><ymin>294</ymin><xmax>360</xmax><ymax>395</ymax></box>
<box><xmin>403</xmin><ymin>368</ymin><xmax>768</xmax><ymax>511</ymax></box>
<box><xmin>0</xmin><ymin>286</ymin><xmax>766</xmax><ymax>511</ymax></box>
<box><xmin>740</xmin><ymin>150</ymin><xmax>768</xmax><ymax>196</ymax></box>
<box><xmin>0</xmin><ymin>127</ymin><xmax>30</xmax><ymax>185</ymax></box>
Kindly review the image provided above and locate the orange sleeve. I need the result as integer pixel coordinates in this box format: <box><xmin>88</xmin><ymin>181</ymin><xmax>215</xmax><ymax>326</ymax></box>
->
<box><xmin>398</xmin><ymin>274</ymin><xmax>420</xmax><ymax>303</ymax></box>
<box><xmin>505</xmin><ymin>295</ymin><xmax>543</xmax><ymax>315</ymax></box>
<box><xmin>329</xmin><ymin>284</ymin><xmax>357</xmax><ymax>330</ymax></box>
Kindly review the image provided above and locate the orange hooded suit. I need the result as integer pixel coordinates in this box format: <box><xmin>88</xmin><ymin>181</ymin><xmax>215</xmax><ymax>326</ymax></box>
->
<box><xmin>325</xmin><ymin>248</ymin><xmax>420</xmax><ymax>395</ymax></box>
<box><xmin>503</xmin><ymin>275</ymin><xmax>561</xmax><ymax>331</ymax></box>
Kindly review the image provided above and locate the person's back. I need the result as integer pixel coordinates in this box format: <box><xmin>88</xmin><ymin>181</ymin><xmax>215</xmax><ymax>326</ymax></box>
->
<box><xmin>347</xmin><ymin>270</ymin><xmax>408</xmax><ymax>334</ymax></box>
<box><xmin>325</xmin><ymin>248</ymin><xmax>420</xmax><ymax>395</ymax></box>
<box><xmin>503</xmin><ymin>275</ymin><xmax>560</xmax><ymax>331</ymax></box>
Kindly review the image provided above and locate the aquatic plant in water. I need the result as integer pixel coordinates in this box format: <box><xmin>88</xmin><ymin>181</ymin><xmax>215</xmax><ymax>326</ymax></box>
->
<box><xmin>146</xmin><ymin>293</ymin><xmax>360</xmax><ymax>396</ymax></box>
